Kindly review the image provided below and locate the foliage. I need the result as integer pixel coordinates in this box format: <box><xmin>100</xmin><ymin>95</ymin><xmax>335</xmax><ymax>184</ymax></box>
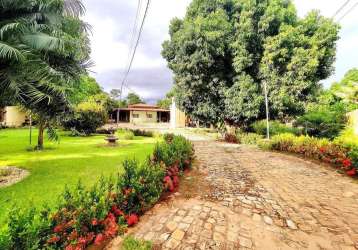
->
<box><xmin>236</xmin><ymin>133</ymin><xmax>263</xmax><ymax>145</ymax></box>
<box><xmin>162</xmin><ymin>0</ymin><xmax>339</xmax><ymax>126</ymax></box>
<box><xmin>126</xmin><ymin>93</ymin><xmax>143</xmax><ymax>105</ymax></box>
<box><xmin>67</xmin><ymin>75</ymin><xmax>102</xmax><ymax>105</ymax></box>
<box><xmin>121</xmin><ymin>236</ymin><xmax>152</xmax><ymax>250</ymax></box>
<box><xmin>130</xmin><ymin>129</ymin><xmax>154</xmax><ymax>137</ymax></box>
<box><xmin>0</xmin><ymin>133</ymin><xmax>194</xmax><ymax>249</ymax></box>
<box><xmin>252</xmin><ymin>120</ymin><xmax>301</xmax><ymax>136</ymax></box>
<box><xmin>153</xmin><ymin>135</ymin><xmax>194</xmax><ymax>171</ymax></box>
<box><xmin>62</xmin><ymin>100</ymin><xmax>107</xmax><ymax>136</ymax></box>
<box><xmin>121</xmin><ymin>131</ymin><xmax>135</xmax><ymax>140</ymax></box>
<box><xmin>330</xmin><ymin>68</ymin><xmax>358</xmax><ymax>104</ymax></box>
<box><xmin>261</xmin><ymin>133</ymin><xmax>357</xmax><ymax>176</ymax></box>
<box><xmin>157</xmin><ymin>88</ymin><xmax>176</xmax><ymax>109</ymax></box>
<box><xmin>295</xmin><ymin>98</ymin><xmax>355</xmax><ymax>139</ymax></box>
<box><xmin>0</xmin><ymin>0</ymin><xmax>91</xmax><ymax>149</ymax></box>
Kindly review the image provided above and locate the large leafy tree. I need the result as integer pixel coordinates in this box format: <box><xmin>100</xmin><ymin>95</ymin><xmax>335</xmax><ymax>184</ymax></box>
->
<box><xmin>162</xmin><ymin>0</ymin><xmax>339</xmax><ymax>127</ymax></box>
<box><xmin>0</xmin><ymin>0</ymin><xmax>91</xmax><ymax>149</ymax></box>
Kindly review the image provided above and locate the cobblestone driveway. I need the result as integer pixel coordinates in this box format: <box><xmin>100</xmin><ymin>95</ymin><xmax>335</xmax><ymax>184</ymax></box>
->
<box><xmin>108</xmin><ymin>140</ymin><xmax>358</xmax><ymax>250</ymax></box>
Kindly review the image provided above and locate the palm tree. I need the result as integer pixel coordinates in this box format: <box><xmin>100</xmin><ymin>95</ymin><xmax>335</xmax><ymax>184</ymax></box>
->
<box><xmin>0</xmin><ymin>0</ymin><xmax>91</xmax><ymax>149</ymax></box>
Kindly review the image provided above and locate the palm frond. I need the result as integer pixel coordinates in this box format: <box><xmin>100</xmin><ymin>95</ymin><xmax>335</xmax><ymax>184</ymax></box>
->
<box><xmin>22</xmin><ymin>32</ymin><xmax>65</xmax><ymax>52</ymax></box>
<box><xmin>0</xmin><ymin>41</ymin><xmax>25</xmax><ymax>61</ymax></box>
<box><xmin>47</xmin><ymin>126</ymin><xmax>60</xmax><ymax>142</ymax></box>
<box><xmin>63</xmin><ymin>0</ymin><xmax>85</xmax><ymax>17</ymax></box>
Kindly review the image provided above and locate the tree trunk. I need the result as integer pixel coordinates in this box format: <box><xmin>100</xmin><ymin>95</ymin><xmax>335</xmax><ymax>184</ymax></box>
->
<box><xmin>37</xmin><ymin>121</ymin><xmax>45</xmax><ymax>150</ymax></box>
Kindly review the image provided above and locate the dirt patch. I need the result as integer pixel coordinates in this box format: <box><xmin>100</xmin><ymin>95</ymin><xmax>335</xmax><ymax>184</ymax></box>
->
<box><xmin>0</xmin><ymin>166</ymin><xmax>29</xmax><ymax>188</ymax></box>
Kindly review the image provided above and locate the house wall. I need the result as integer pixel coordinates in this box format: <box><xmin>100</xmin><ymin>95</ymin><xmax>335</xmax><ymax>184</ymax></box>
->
<box><xmin>3</xmin><ymin>106</ymin><xmax>27</xmax><ymax>127</ymax></box>
<box><xmin>130</xmin><ymin>111</ymin><xmax>158</xmax><ymax>124</ymax></box>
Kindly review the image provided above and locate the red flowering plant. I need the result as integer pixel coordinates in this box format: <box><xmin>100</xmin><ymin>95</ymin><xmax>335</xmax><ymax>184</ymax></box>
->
<box><xmin>265</xmin><ymin>134</ymin><xmax>357</xmax><ymax>177</ymax></box>
<box><xmin>0</xmin><ymin>134</ymin><xmax>195</xmax><ymax>250</ymax></box>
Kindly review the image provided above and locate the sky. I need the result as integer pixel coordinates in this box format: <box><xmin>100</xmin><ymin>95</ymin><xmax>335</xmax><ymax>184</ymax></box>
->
<box><xmin>83</xmin><ymin>0</ymin><xmax>358</xmax><ymax>103</ymax></box>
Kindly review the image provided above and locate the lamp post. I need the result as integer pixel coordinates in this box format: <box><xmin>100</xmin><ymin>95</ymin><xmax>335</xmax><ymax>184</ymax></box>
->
<box><xmin>263</xmin><ymin>80</ymin><xmax>270</xmax><ymax>140</ymax></box>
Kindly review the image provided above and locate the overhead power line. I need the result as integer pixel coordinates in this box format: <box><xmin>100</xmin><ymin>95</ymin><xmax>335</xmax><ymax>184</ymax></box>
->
<box><xmin>120</xmin><ymin>0</ymin><xmax>151</xmax><ymax>100</ymax></box>
<box><xmin>332</xmin><ymin>0</ymin><xmax>351</xmax><ymax>18</ymax></box>
<box><xmin>337</xmin><ymin>1</ymin><xmax>358</xmax><ymax>22</ymax></box>
<box><xmin>125</xmin><ymin>0</ymin><xmax>142</xmax><ymax>74</ymax></box>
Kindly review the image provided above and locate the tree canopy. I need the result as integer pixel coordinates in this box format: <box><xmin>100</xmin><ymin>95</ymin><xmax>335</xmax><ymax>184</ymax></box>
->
<box><xmin>162</xmin><ymin>0</ymin><xmax>340</xmax><ymax>127</ymax></box>
<box><xmin>126</xmin><ymin>92</ymin><xmax>143</xmax><ymax>105</ymax></box>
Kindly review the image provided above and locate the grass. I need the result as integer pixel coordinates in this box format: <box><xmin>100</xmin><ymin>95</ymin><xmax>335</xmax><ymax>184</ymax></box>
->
<box><xmin>120</xmin><ymin>236</ymin><xmax>152</xmax><ymax>250</ymax></box>
<box><xmin>0</xmin><ymin>128</ymin><xmax>157</xmax><ymax>222</ymax></box>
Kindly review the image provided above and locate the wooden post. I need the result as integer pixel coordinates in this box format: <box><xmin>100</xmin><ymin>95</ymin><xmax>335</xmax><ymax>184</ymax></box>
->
<box><xmin>116</xmin><ymin>109</ymin><xmax>119</xmax><ymax>124</ymax></box>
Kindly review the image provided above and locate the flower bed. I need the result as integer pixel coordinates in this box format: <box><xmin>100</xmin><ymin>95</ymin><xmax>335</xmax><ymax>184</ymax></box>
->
<box><xmin>0</xmin><ymin>134</ymin><xmax>194</xmax><ymax>250</ymax></box>
<box><xmin>259</xmin><ymin>133</ymin><xmax>358</xmax><ymax>177</ymax></box>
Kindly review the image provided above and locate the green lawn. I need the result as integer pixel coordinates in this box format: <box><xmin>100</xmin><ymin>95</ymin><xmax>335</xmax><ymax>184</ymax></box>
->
<box><xmin>0</xmin><ymin>128</ymin><xmax>157</xmax><ymax>221</ymax></box>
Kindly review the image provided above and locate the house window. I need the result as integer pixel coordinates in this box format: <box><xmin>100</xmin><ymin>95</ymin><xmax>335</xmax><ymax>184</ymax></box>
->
<box><xmin>132</xmin><ymin>114</ymin><xmax>139</xmax><ymax>118</ymax></box>
<box><xmin>146</xmin><ymin>114</ymin><xmax>152</xmax><ymax>118</ymax></box>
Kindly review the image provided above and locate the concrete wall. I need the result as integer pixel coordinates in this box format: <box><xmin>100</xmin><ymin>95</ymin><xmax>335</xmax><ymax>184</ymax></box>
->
<box><xmin>2</xmin><ymin>106</ymin><xmax>27</xmax><ymax>127</ymax></box>
<box><xmin>130</xmin><ymin>111</ymin><xmax>158</xmax><ymax>124</ymax></box>
<box><xmin>170</xmin><ymin>98</ymin><xmax>186</xmax><ymax>128</ymax></box>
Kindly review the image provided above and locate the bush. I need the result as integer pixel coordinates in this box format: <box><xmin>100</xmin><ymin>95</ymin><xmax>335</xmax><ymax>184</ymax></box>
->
<box><xmin>252</xmin><ymin>120</ymin><xmax>300</xmax><ymax>136</ymax></box>
<box><xmin>122</xmin><ymin>131</ymin><xmax>135</xmax><ymax>140</ymax></box>
<box><xmin>236</xmin><ymin>133</ymin><xmax>263</xmax><ymax>145</ymax></box>
<box><xmin>0</xmin><ymin>134</ymin><xmax>194</xmax><ymax>250</ymax></box>
<box><xmin>121</xmin><ymin>236</ymin><xmax>152</xmax><ymax>250</ymax></box>
<box><xmin>261</xmin><ymin>133</ymin><xmax>357</xmax><ymax>177</ymax></box>
<box><xmin>130</xmin><ymin>129</ymin><xmax>153</xmax><ymax>137</ymax></box>
<box><xmin>62</xmin><ymin>101</ymin><xmax>107</xmax><ymax>136</ymax></box>
<box><xmin>295</xmin><ymin>102</ymin><xmax>351</xmax><ymax>139</ymax></box>
<box><xmin>153</xmin><ymin>135</ymin><xmax>194</xmax><ymax>171</ymax></box>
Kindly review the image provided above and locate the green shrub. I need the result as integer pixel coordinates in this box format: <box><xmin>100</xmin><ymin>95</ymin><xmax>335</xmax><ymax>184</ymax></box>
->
<box><xmin>62</xmin><ymin>101</ymin><xmax>107</xmax><ymax>136</ymax></box>
<box><xmin>130</xmin><ymin>129</ymin><xmax>153</xmax><ymax>137</ymax></box>
<box><xmin>116</xmin><ymin>159</ymin><xmax>164</xmax><ymax>214</ymax></box>
<box><xmin>295</xmin><ymin>102</ymin><xmax>351</xmax><ymax>139</ymax></box>
<box><xmin>153</xmin><ymin>135</ymin><xmax>194</xmax><ymax>170</ymax></box>
<box><xmin>121</xmin><ymin>236</ymin><xmax>152</xmax><ymax>250</ymax></box>
<box><xmin>122</xmin><ymin>131</ymin><xmax>135</xmax><ymax>140</ymax></box>
<box><xmin>252</xmin><ymin>120</ymin><xmax>300</xmax><ymax>136</ymax></box>
<box><xmin>237</xmin><ymin>133</ymin><xmax>263</xmax><ymax>145</ymax></box>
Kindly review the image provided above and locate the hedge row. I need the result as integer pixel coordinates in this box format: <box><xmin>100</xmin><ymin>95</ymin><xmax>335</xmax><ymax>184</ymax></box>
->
<box><xmin>259</xmin><ymin>133</ymin><xmax>358</xmax><ymax>176</ymax></box>
<box><xmin>0</xmin><ymin>134</ymin><xmax>194</xmax><ymax>250</ymax></box>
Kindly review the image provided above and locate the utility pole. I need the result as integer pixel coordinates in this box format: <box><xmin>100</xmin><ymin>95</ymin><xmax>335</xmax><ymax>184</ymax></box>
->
<box><xmin>263</xmin><ymin>80</ymin><xmax>270</xmax><ymax>140</ymax></box>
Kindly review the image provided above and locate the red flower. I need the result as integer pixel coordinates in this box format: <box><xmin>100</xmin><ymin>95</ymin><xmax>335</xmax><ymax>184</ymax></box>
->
<box><xmin>126</xmin><ymin>214</ymin><xmax>139</xmax><ymax>226</ymax></box>
<box><xmin>94</xmin><ymin>233</ymin><xmax>105</xmax><ymax>245</ymax></box>
<box><xmin>347</xmin><ymin>168</ymin><xmax>357</xmax><ymax>176</ymax></box>
<box><xmin>91</xmin><ymin>218</ymin><xmax>98</xmax><ymax>226</ymax></box>
<box><xmin>319</xmin><ymin>147</ymin><xmax>326</xmax><ymax>153</ymax></box>
<box><xmin>342</xmin><ymin>159</ymin><xmax>352</xmax><ymax>168</ymax></box>
<box><xmin>53</xmin><ymin>224</ymin><xmax>65</xmax><ymax>233</ymax></box>
<box><xmin>111</xmin><ymin>205</ymin><xmax>124</xmax><ymax>217</ymax></box>
<box><xmin>47</xmin><ymin>235</ymin><xmax>61</xmax><ymax>244</ymax></box>
<box><xmin>164</xmin><ymin>176</ymin><xmax>174</xmax><ymax>192</ymax></box>
<box><xmin>68</xmin><ymin>230</ymin><xmax>78</xmax><ymax>241</ymax></box>
<box><xmin>172</xmin><ymin>176</ymin><xmax>179</xmax><ymax>187</ymax></box>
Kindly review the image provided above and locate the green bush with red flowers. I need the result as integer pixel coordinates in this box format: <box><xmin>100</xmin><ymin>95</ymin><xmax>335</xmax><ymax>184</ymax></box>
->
<box><xmin>260</xmin><ymin>133</ymin><xmax>357</xmax><ymax>177</ymax></box>
<box><xmin>0</xmin><ymin>134</ymin><xmax>194</xmax><ymax>250</ymax></box>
